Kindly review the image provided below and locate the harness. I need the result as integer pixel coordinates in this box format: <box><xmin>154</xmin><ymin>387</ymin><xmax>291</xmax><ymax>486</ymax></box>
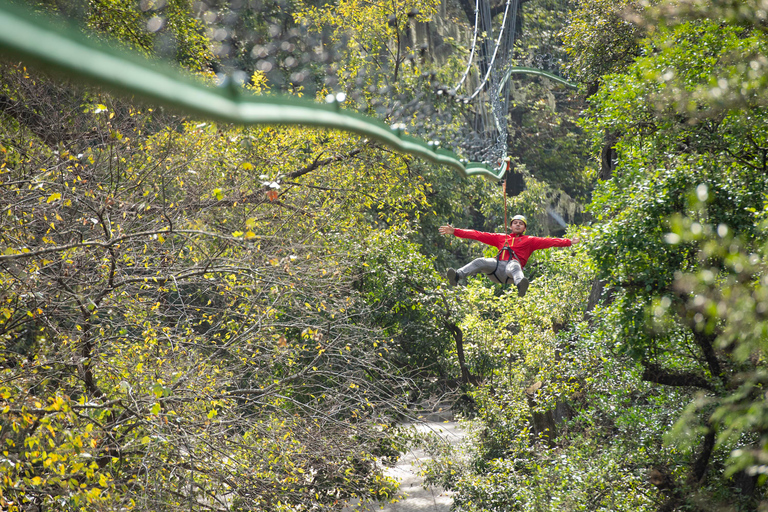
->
<box><xmin>484</xmin><ymin>240</ymin><xmax>521</xmax><ymax>284</ymax></box>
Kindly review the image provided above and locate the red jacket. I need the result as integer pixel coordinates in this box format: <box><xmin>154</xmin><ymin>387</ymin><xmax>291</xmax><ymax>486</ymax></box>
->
<box><xmin>454</xmin><ymin>228</ymin><xmax>572</xmax><ymax>268</ymax></box>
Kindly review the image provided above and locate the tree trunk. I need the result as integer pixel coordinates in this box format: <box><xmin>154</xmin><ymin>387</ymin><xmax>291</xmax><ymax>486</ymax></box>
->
<box><xmin>446</xmin><ymin>321</ymin><xmax>472</xmax><ymax>384</ymax></box>
<box><xmin>691</xmin><ymin>427</ymin><xmax>716</xmax><ymax>484</ymax></box>
<box><xmin>600</xmin><ymin>130</ymin><xmax>618</xmax><ymax>180</ymax></box>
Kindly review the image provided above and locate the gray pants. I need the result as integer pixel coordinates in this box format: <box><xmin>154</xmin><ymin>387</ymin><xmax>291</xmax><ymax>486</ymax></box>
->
<box><xmin>458</xmin><ymin>258</ymin><xmax>524</xmax><ymax>285</ymax></box>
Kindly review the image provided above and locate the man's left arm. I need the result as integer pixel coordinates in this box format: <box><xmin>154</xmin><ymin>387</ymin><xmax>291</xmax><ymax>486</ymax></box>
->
<box><xmin>528</xmin><ymin>236</ymin><xmax>574</xmax><ymax>250</ymax></box>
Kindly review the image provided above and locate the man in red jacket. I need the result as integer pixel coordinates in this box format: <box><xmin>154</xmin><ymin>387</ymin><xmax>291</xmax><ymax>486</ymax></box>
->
<box><xmin>438</xmin><ymin>215</ymin><xmax>576</xmax><ymax>297</ymax></box>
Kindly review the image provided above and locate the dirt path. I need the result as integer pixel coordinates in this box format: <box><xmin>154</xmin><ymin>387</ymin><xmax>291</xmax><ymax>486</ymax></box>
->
<box><xmin>344</xmin><ymin>420</ymin><xmax>465</xmax><ymax>512</ymax></box>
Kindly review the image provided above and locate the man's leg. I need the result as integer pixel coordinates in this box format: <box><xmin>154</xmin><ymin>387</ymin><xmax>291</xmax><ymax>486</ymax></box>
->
<box><xmin>447</xmin><ymin>258</ymin><xmax>498</xmax><ymax>286</ymax></box>
<box><xmin>505</xmin><ymin>259</ymin><xmax>529</xmax><ymax>297</ymax></box>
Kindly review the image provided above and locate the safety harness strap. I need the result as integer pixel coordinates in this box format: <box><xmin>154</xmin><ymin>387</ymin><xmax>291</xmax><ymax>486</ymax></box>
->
<box><xmin>484</xmin><ymin>257</ymin><xmax>515</xmax><ymax>284</ymax></box>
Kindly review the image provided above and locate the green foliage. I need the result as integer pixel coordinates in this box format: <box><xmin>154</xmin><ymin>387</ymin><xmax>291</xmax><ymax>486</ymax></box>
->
<box><xmin>576</xmin><ymin>12</ymin><xmax>768</xmax><ymax>510</ymax></box>
<box><xmin>26</xmin><ymin>0</ymin><xmax>214</xmax><ymax>72</ymax></box>
<box><xmin>508</xmin><ymin>93</ymin><xmax>595</xmax><ymax>201</ymax></box>
<box><xmin>560</xmin><ymin>0</ymin><xmax>647</xmax><ymax>88</ymax></box>
<box><xmin>294</xmin><ymin>0</ymin><xmax>471</xmax><ymax>147</ymax></box>
<box><xmin>415</xmin><ymin>164</ymin><xmax>502</xmax><ymax>270</ymax></box>
<box><xmin>505</xmin><ymin>175</ymin><xmax>583</xmax><ymax>236</ymax></box>
<box><xmin>357</xmin><ymin>230</ymin><xmax>463</xmax><ymax>380</ymax></box>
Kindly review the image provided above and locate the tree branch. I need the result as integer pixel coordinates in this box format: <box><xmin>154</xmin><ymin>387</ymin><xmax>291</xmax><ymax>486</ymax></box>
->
<box><xmin>286</xmin><ymin>148</ymin><xmax>363</xmax><ymax>180</ymax></box>
<box><xmin>641</xmin><ymin>362</ymin><xmax>714</xmax><ymax>391</ymax></box>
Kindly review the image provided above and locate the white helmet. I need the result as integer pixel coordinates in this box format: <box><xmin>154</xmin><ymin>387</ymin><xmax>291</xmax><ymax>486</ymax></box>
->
<box><xmin>511</xmin><ymin>214</ymin><xmax>527</xmax><ymax>227</ymax></box>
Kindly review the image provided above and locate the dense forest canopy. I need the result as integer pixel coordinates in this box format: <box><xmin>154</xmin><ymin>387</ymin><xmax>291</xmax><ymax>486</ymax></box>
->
<box><xmin>2</xmin><ymin>0</ymin><xmax>768</xmax><ymax>511</ymax></box>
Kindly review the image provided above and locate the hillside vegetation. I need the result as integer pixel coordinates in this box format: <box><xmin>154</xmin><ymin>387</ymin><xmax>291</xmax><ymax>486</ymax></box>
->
<box><xmin>1</xmin><ymin>0</ymin><xmax>768</xmax><ymax>511</ymax></box>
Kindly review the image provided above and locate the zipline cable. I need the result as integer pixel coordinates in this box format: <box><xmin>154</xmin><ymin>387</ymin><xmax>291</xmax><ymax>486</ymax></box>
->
<box><xmin>467</xmin><ymin>0</ymin><xmax>515</xmax><ymax>101</ymax></box>
<box><xmin>457</xmin><ymin>0</ymin><xmax>520</xmax><ymax>166</ymax></box>
<box><xmin>488</xmin><ymin>0</ymin><xmax>519</xmax><ymax>162</ymax></box>
<box><xmin>453</xmin><ymin>0</ymin><xmax>482</xmax><ymax>91</ymax></box>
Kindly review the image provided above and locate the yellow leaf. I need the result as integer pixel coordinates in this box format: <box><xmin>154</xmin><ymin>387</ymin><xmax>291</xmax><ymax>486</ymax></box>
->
<box><xmin>46</xmin><ymin>192</ymin><xmax>61</xmax><ymax>203</ymax></box>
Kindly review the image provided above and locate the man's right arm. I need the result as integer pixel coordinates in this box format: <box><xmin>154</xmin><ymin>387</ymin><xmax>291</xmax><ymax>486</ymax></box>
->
<box><xmin>453</xmin><ymin>228</ymin><xmax>499</xmax><ymax>246</ymax></box>
<box><xmin>439</xmin><ymin>226</ymin><xmax>499</xmax><ymax>247</ymax></box>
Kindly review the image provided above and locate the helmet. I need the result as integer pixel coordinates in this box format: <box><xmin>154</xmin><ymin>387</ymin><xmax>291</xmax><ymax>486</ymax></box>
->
<box><xmin>511</xmin><ymin>214</ymin><xmax>527</xmax><ymax>227</ymax></box>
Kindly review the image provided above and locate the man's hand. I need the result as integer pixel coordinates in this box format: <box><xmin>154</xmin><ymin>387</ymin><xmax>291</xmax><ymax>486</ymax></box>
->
<box><xmin>438</xmin><ymin>225</ymin><xmax>455</xmax><ymax>236</ymax></box>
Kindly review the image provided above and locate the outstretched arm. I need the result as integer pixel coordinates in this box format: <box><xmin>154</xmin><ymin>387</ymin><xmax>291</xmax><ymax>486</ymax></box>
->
<box><xmin>527</xmin><ymin>235</ymin><xmax>574</xmax><ymax>250</ymax></box>
<box><xmin>438</xmin><ymin>225</ymin><xmax>455</xmax><ymax>236</ymax></box>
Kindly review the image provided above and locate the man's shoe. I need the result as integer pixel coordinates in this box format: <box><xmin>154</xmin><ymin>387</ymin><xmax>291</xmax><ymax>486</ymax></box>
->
<box><xmin>517</xmin><ymin>277</ymin><xmax>529</xmax><ymax>297</ymax></box>
<box><xmin>447</xmin><ymin>268</ymin><xmax>459</xmax><ymax>286</ymax></box>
